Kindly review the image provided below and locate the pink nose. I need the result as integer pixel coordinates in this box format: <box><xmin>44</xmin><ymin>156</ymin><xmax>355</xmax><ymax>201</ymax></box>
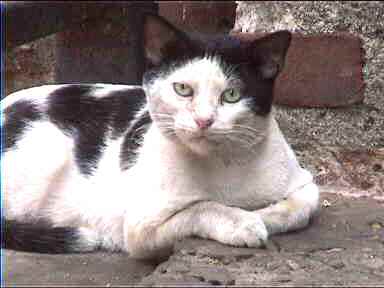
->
<box><xmin>194</xmin><ymin>117</ymin><xmax>214</xmax><ymax>129</ymax></box>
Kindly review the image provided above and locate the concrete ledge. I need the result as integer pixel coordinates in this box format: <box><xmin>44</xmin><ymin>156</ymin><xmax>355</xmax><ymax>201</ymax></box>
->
<box><xmin>141</xmin><ymin>192</ymin><xmax>384</xmax><ymax>286</ymax></box>
<box><xmin>3</xmin><ymin>250</ymin><xmax>157</xmax><ymax>286</ymax></box>
<box><xmin>4</xmin><ymin>193</ymin><xmax>384</xmax><ymax>286</ymax></box>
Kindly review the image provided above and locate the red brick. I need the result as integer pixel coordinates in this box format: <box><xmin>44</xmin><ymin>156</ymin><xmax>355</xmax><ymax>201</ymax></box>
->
<box><xmin>231</xmin><ymin>32</ymin><xmax>365</xmax><ymax>108</ymax></box>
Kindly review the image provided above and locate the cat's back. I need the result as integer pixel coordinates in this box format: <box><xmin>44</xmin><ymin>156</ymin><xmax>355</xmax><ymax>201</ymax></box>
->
<box><xmin>2</xmin><ymin>84</ymin><xmax>146</xmax><ymax>154</ymax></box>
<box><xmin>2</xmin><ymin>84</ymin><xmax>146</xmax><ymax>125</ymax></box>
<box><xmin>2</xmin><ymin>84</ymin><xmax>147</xmax><ymax>220</ymax></box>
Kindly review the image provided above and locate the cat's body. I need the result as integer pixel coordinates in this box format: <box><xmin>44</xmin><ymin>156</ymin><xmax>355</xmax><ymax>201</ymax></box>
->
<box><xmin>2</xmin><ymin>14</ymin><xmax>319</xmax><ymax>259</ymax></box>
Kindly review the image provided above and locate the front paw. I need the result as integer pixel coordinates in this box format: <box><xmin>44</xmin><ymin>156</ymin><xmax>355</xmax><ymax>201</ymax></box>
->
<box><xmin>216</xmin><ymin>211</ymin><xmax>268</xmax><ymax>248</ymax></box>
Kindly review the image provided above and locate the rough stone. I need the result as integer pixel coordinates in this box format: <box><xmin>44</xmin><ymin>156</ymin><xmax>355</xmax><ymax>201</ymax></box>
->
<box><xmin>138</xmin><ymin>193</ymin><xmax>384</xmax><ymax>286</ymax></box>
<box><xmin>3</xmin><ymin>250</ymin><xmax>157</xmax><ymax>286</ymax></box>
<box><xmin>298</xmin><ymin>146</ymin><xmax>384</xmax><ymax>202</ymax></box>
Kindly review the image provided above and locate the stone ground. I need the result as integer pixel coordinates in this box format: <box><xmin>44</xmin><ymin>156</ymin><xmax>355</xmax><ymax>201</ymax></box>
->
<box><xmin>3</xmin><ymin>192</ymin><xmax>384</xmax><ymax>286</ymax></box>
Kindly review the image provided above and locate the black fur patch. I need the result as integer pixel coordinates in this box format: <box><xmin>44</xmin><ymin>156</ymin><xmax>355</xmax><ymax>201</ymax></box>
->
<box><xmin>144</xmin><ymin>15</ymin><xmax>290</xmax><ymax>116</ymax></box>
<box><xmin>238</xmin><ymin>65</ymin><xmax>276</xmax><ymax>116</ymax></box>
<box><xmin>2</xmin><ymin>218</ymin><xmax>83</xmax><ymax>254</ymax></box>
<box><xmin>1</xmin><ymin>100</ymin><xmax>43</xmax><ymax>153</ymax></box>
<box><xmin>47</xmin><ymin>84</ymin><xmax>146</xmax><ymax>176</ymax></box>
<box><xmin>120</xmin><ymin>110</ymin><xmax>152</xmax><ymax>170</ymax></box>
<box><xmin>143</xmin><ymin>36</ymin><xmax>279</xmax><ymax>116</ymax></box>
<box><xmin>108</xmin><ymin>88</ymin><xmax>147</xmax><ymax>139</ymax></box>
<box><xmin>145</xmin><ymin>63</ymin><xmax>275</xmax><ymax>117</ymax></box>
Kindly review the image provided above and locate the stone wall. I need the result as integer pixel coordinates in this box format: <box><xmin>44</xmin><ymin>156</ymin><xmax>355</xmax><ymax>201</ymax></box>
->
<box><xmin>234</xmin><ymin>1</ymin><xmax>384</xmax><ymax>150</ymax></box>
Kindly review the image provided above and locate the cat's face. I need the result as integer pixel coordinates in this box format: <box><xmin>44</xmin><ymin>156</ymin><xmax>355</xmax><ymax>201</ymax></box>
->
<box><xmin>142</xmin><ymin>14</ymin><xmax>291</xmax><ymax>155</ymax></box>
<box><xmin>144</xmin><ymin>55</ymin><xmax>270</xmax><ymax>155</ymax></box>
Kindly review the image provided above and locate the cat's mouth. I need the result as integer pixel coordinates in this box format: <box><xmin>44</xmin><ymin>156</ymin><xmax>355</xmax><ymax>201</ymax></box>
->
<box><xmin>173</xmin><ymin>125</ymin><xmax>205</xmax><ymax>138</ymax></box>
<box><xmin>178</xmin><ymin>128</ymin><xmax>207</xmax><ymax>139</ymax></box>
<box><xmin>176</xmin><ymin>127</ymin><xmax>222</xmax><ymax>145</ymax></box>
<box><xmin>190</xmin><ymin>134</ymin><xmax>209</xmax><ymax>143</ymax></box>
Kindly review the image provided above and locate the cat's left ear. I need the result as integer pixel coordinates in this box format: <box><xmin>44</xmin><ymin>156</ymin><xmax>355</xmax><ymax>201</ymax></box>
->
<box><xmin>249</xmin><ymin>31</ymin><xmax>292</xmax><ymax>79</ymax></box>
<box><xmin>143</xmin><ymin>13</ymin><xmax>194</xmax><ymax>65</ymax></box>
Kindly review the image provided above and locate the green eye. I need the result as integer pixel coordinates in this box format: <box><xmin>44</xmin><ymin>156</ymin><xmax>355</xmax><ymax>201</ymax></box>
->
<box><xmin>221</xmin><ymin>88</ymin><xmax>241</xmax><ymax>103</ymax></box>
<box><xmin>173</xmin><ymin>82</ymin><xmax>193</xmax><ymax>97</ymax></box>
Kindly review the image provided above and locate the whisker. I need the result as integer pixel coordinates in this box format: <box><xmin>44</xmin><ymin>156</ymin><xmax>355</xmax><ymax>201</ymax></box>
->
<box><xmin>162</xmin><ymin>129</ymin><xmax>176</xmax><ymax>137</ymax></box>
<box><xmin>232</xmin><ymin>124</ymin><xmax>261</xmax><ymax>134</ymax></box>
<box><xmin>224</xmin><ymin>134</ymin><xmax>254</xmax><ymax>149</ymax></box>
<box><xmin>210</xmin><ymin>129</ymin><xmax>256</xmax><ymax>143</ymax></box>
<box><xmin>174</xmin><ymin>126</ymin><xmax>196</xmax><ymax>133</ymax></box>
<box><xmin>151</xmin><ymin>113</ymin><xmax>173</xmax><ymax>119</ymax></box>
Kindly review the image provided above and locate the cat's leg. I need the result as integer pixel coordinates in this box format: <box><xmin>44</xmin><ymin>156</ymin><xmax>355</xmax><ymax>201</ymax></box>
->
<box><xmin>257</xmin><ymin>181</ymin><xmax>319</xmax><ymax>235</ymax></box>
<box><xmin>125</xmin><ymin>201</ymin><xmax>268</xmax><ymax>259</ymax></box>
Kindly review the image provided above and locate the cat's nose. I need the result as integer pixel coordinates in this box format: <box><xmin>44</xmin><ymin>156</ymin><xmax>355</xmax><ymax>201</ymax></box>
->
<box><xmin>194</xmin><ymin>117</ymin><xmax>214</xmax><ymax>129</ymax></box>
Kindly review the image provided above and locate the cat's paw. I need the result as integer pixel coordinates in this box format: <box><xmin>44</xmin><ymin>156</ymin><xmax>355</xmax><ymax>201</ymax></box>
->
<box><xmin>216</xmin><ymin>211</ymin><xmax>268</xmax><ymax>248</ymax></box>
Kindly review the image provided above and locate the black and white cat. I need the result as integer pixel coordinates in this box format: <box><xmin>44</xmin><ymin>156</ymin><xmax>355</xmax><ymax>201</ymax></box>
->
<box><xmin>2</xmin><ymin>14</ymin><xmax>319</xmax><ymax>259</ymax></box>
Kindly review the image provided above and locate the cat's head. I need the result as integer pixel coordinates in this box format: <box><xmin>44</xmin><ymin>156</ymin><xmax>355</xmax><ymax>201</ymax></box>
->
<box><xmin>142</xmin><ymin>14</ymin><xmax>291</xmax><ymax>156</ymax></box>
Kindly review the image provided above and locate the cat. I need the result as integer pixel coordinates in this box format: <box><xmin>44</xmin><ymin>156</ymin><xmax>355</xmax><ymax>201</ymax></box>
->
<box><xmin>1</xmin><ymin>13</ymin><xmax>319</xmax><ymax>259</ymax></box>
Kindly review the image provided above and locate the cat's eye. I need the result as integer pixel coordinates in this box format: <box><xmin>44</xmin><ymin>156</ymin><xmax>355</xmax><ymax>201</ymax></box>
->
<box><xmin>173</xmin><ymin>82</ymin><xmax>194</xmax><ymax>97</ymax></box>
<box><xmin>221</xmin><ymin>88</ymin><xmax>241</xmax><ymax>103</ymax></box>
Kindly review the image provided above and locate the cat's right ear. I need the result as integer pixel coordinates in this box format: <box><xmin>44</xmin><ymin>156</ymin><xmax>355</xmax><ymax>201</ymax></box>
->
<box><xmin>143</xmin><ymin>13</ymin><xmax>193</xmax><ymax>66</ymax></box>
<box><xmin>249</xmin><ymin>31</ymin><xmax>292</xmax><ymax>79</ymax></box>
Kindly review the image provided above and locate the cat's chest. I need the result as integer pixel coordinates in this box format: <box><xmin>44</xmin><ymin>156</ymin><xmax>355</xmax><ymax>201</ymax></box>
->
<box><xmin>136</xmin><ymin>126</ymin><xmax>292</xmax><ymax>210</ymax></box>
<box><xmin>191</xmin><ymin>157</ymin><xmax>290</xmax><ymax>210</ymax></box>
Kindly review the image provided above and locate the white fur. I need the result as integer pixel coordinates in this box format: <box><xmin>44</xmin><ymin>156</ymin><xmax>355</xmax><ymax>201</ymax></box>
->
<box><xmin>1</xmin><ymin>85</ymin><xmax>55</xmax><ymax>110</ymax></box>
<box><xmin>3</xmin><ymin>85</ymin><xmax>143</xmax><ymax>251</ymax></box>
<box><xmin>91</xmin><ymin>84</ymin><xmax>142</xmax><ymax>98</ymax></box>
<box><xmin>3</xmin><ymin>120</ymin><xmax>73</xmax><ymax>221</ymax></box>
<box><xmin>146</xmin><ymin>56</ymin><xmax>264</xmax><ymax>157</ymax></box>
<box><xmin>3</xmin><ymin>59</ymin><xmax>319</xmax><ymax>258</ymax></box>
<box><xmin>121</xmin><ymin>56</ymin><xmax>319</xmax><ymax>257</ymax></box>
